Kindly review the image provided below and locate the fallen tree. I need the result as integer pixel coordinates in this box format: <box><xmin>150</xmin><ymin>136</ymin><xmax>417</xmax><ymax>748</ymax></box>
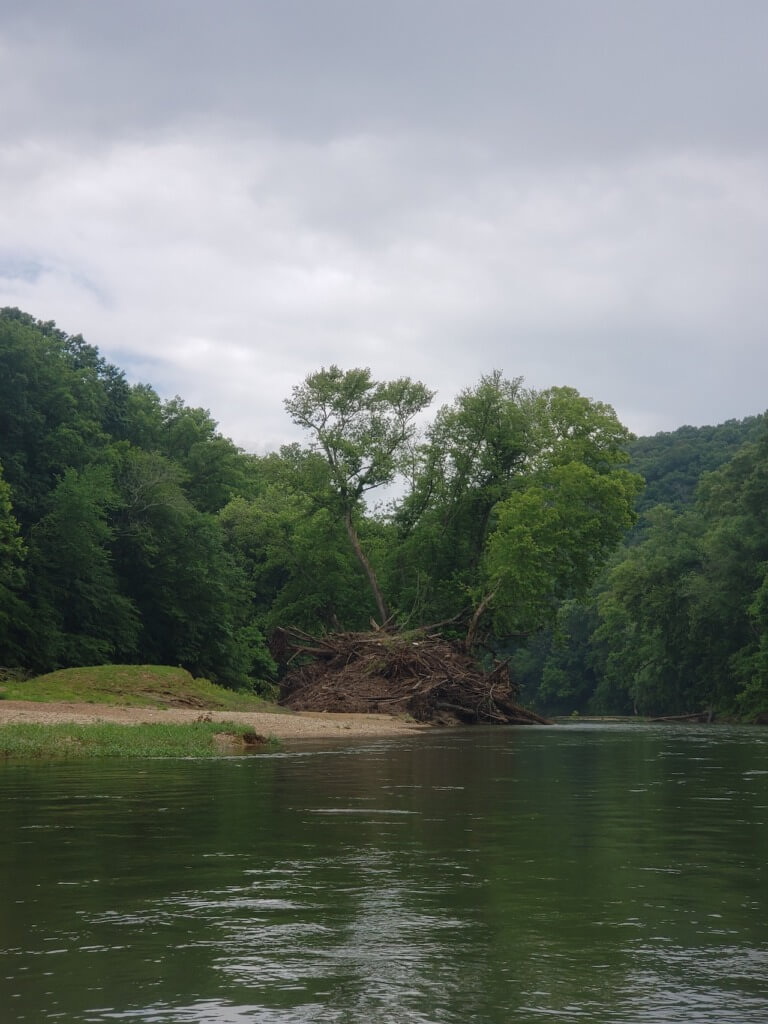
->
<box><xmin>274</xmin><ymin>627</ymin><xmax>549</xmax><ymax>725</ymax></box>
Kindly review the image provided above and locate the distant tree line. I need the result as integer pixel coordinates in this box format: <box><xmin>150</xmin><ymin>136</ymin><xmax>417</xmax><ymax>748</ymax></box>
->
<box><xmin>1</xmin><ymin>307</ymin><xmax>765</xmax><ymax>719</ymax></box>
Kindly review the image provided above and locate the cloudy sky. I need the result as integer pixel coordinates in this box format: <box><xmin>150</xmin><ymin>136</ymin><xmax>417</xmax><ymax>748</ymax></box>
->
<box><xmin>2</xmin><ymin>1</ymin><xmax>767</xmax><ymax>451</ymax></box>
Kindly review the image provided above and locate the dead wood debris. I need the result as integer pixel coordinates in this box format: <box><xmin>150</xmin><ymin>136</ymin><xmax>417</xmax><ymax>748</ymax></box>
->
<box><xmin>649</xmin><ymin>710</ymin><xmax>714</xmax><ymax>724</ymax></box>
<box><xmin>273</xmin><ymin>627</ymin><xmax>550</xmax><ymax>726</ymax></box>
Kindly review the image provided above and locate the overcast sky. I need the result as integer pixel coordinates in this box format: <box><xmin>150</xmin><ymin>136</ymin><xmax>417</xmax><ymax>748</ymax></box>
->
<box><xmin>2</xmin><ymin>1</ymin><xmax>767</xmax><ymax>451</ymax></box>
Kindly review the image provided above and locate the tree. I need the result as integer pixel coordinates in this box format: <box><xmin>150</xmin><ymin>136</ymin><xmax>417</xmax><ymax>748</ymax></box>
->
<box><xmin>627</xmin><ymin>416</ymin><xmax>762</xmax><ymax>515</ymax></box>
<box><xmin>109</xmin><ymin>444</ymin><xmax>267</xmax><ymax>688</ymax></box>
<box><xmin>527</xmin><ymin>385</ymin><xmax>636</xmax><ymax>473</ymax></box>
<box><xmin>0</xmin><ymin>462</ymin><xmax>26</xmax><ymax>666</ymax></box>
<box><xmin>220</xmin><ymin>446</ymin><xmax>381</xmax><ymax>635</ymax></box>
<box><xmin>0</xmin><ymin>308</ymin><xmax>111</xmax><ymax>529</ymax></box>
<box><xmin>389</xmin><ymin>374</ymin><xmax>641</xmax><ymax>646</ymax></box>
<box><xmin>589</xmin><ymin>505</ymin><xmax>705</xmax><ymax>715</ymax></box>
<box><xmin>25</xmin><ymin>465</ymin><xmax>140</xmax><ymax>671</ymax></box>
<box><xmin>391</xmin><ymin>372</ymin><xmax>534</xmax><ymax>626</ymax></box>
<box><xmin>735</xmin><ymin>567</ymin><xmax>768</xmax><ymax>719</ymax></box>
<box><xmin>285</xmin><ymin>366</ymin><xmax>434</xmax><ymax>623</ymax></box>
<box><xmin>470</xmin><ymin>461</ymin><xmax>642</xmax><ymax>648</ymax></box>
<box><xmin>589</xmin><ymin>416</ymin><xmax>768</xmax><ymax>717</ymax></box>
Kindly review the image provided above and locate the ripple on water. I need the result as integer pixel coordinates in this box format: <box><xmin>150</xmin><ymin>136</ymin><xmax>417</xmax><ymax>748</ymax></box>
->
<box><xmin>2</xmin><ymin>725</ymin><xmax>768</xmax><ymax>1023</ymax></box>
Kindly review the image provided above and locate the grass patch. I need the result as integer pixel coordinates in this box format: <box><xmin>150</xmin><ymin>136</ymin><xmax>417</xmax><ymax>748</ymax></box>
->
<box><xmin>0</xmin><ymin>721</ymin><xmax>277</xmax><ymax>759</ymax></box>
<box><xmin>0</xmin><ymin>664</ymin><xmax>284</xmax><ymax>713</ymax></box>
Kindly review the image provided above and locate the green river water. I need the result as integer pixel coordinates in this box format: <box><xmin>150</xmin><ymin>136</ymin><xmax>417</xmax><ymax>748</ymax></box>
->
<box><xmin>1</xmin><ymin>723</ymin><xmax>767</xmax><ymax>1023</ymax></box>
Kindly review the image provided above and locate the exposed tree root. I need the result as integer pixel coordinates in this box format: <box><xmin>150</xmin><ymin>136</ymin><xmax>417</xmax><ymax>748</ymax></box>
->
<box><xmin>273</xmin><ymin>627</ymin><xmax>550</xmax><ymax>725</ymax></box>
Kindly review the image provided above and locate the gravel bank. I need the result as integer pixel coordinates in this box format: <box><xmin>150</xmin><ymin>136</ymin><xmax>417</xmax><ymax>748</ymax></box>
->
<box><xmin>0</xmin><ymin>701</ymin><xmax>428</xmax><ymax>741</ymax></box>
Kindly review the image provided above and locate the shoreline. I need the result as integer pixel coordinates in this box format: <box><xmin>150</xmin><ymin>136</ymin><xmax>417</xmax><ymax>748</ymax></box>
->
<box><xmin>0</xmin><ymin>700</ymin><xmax>429</xmax><ymax>741</ymax></box>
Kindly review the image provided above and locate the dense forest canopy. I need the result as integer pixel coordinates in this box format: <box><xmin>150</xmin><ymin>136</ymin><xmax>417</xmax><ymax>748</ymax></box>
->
<box><xmin>1</xmin><ymin>308</ymin><xmax>766</xmax><ymax>720</ymax></box>
<box><xmin>513</xmin><ymin>415</ymin><xmax>768</xmax><ymax>719</ymax></box>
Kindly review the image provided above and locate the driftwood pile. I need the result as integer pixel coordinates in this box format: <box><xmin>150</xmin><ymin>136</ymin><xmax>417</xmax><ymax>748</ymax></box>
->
<box><xmin>650</xmin><ymin>710</ymin><xmax>714</xmax><ymax>724</ymax></box>
<box><xmin>274</xmin><ymin>628</ymin><xmax>549</xmax><ymax>726</ymax></box>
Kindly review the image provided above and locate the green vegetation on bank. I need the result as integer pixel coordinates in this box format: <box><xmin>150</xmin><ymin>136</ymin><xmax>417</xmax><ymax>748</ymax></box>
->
<box><xmin>1</xmin><ymin>306</ymin><xmax>766</xmax><ymax>724</ymax></box>
<box><xmin>0</xmin><ymin>664</ymin><xmax>282</xmax><ymax>711</ymax></box>
<box><xmin>513</xmin><ymin>416</ymin><xmax>768</xmax><ymax>721</ymax></box>
<box><xmin>0</xmin><ymin>721</ymin><xmax>275</xmax><ymax>760</ymax></box>
<box><xmin>0</xmin><ymin>308</ymin><xmax>641</xmax><ymax>693</ymax></box>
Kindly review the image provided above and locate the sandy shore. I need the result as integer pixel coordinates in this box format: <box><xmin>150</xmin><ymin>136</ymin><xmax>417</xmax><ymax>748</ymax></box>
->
<box><xmin>0</xmin><ymin>700</ymin><xmax>428</xmax><ymax>741</ymax></box>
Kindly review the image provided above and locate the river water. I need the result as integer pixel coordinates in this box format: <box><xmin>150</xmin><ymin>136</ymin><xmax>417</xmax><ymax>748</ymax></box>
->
<box><xmin>1</xmin><ymin>723</ymin><xmax>767</xmax><ymax>1023</ymax></box>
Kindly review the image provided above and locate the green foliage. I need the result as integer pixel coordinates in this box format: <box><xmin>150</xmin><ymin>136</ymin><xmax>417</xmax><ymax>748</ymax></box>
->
<box><xmin>25</xmin><ymin>465</ymin><xmax>140</xmax><ymax>671</ymax></box>
<box><xmin>735</xmin><ymin>567</ymin><xmax>768</xmax><ymax>720</ymax></box>
<box><xmin>285</xmin><ymin>365</ymin><xmax>434</xmax><ymax>507</ymax></box>
<box><xmin>159</xmin><ymin>396</ymin><xmax>248</xmax><ymax>512</ymax></box>
<box><xmin>113</xmin><ymin>490</ymin><xmax>267</xmax><ymax>688</ymax></box>
<box><xmin>0</xmin><ymin>722</ymin><xmax>275</xmax><ymax>760</ymax></box>
<box><xmin>219</xmin><ymin>452</ymin><xmax>376</xmax><ymax>635</ymax></box>
<box><xmin>391</xmin><ymin>373</ymin><xmax>641</xmax><ymax>644</ymax></box>
<box><xmin>0</xmin><ymin>308</ymin><xmax>271</xmax><ymax>690</ymax></box>
<box><xmin>529</xmin><ymin>385</ymin><xmax>634</xmax><ymax>472</ymax></box>
<box><xmin>591</xmin><ymin>506</ymin><xmax>706</xmax><ymax>714</ymax></box>
<box><xmin>285</xmin><ymin>365</ymin><xmax>434</xmax><ymax>622</ymax></box>
<box><xmin>0</xmin><ymin>462</ymin><xmax>27</xmax><ymax>666</ymax></box>
<box><xmin>508</xmin><ymin>603</ymin><xmax>604</xmax><ymax>717</ymax></box>
<box><xmin>0</xmin><ymin>308</ymin><xmax>112</xmax><ymax>527</ymax></box>
<box><xmin>391</xmin><ymin>372</ymin><xmax>532</xmax><ymax>624</ymax></box>
<box><xmin>482</xmin><ymin>463</ymin><xmax>642</xmax><ymax>635</ymax></box>
<box><xmin>7</xmin><ymin>305</ymin><xmax>763</xmax><ymax>720</ymax></box>
<box><xmin>628</xmin><ymin>417</ymin><xmax>762</xmax><ymax>514</ymax></box>
<box><xmin>0</xmin><ymin>663</ymin><xmax>275</xmax><ymax>709</ymax></box>
<box><xmin>517</xmin><ymin>412</ymin><xmax>768</xmax><ymax>719</ymax></box>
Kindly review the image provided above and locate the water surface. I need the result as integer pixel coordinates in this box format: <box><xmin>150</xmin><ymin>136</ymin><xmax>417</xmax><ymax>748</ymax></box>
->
<box><xmin>1</xmin><ymin>723</ymin><xmax>767</xmax><ymax>1022</ymax></box>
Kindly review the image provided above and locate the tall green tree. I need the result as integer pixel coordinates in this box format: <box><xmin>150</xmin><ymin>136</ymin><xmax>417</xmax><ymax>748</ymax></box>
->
<box><xmin>285</xmin><ymin>366</ymin><xmax>434</xmax><ymax>623</ymax></box>
<box><xmin>735</xmin><ymin>567</ymin><xmax>768</xmax><ymax>718</ymax></box>
<box><xmin>220</xmin><ymin>485</ymin><xmax>371</xmax><ymax>637</ymax></box>
<box><xmin>391</xmin><ymin>373</ymin><xmax>533</xmax><ymax>627</ymax></box>
<box><xmin>590</xmin><ymin>505</ymin><xmax>705</xmax><ymax>715</ymax></box>
<box><xmin>25</xmin><ymin>465</ymin><xmax>139</xmax><ymax>671</ymax></box>
<box><xmin>474</xmin><ymin>460</ymin><xmax>641</xmax><ymax>647</ymax></box>
<box><xmin>0</xmin><ymin>308</ymin><xmax>112</xmax><ymax>528</ymax></box>
<box><xmin>0</xmin><ymin>462</ymin><xmax>26</xmax><ymax>666</ymax></box>
<box><xmin>109</xmin><ymin>444</ymin><xmax>265</xmax><ymax>687</ymax></box>
<box><xmin>391</xmin><ymin>374</ymin><xmax>641</xmax><ymax>646</ymax></box>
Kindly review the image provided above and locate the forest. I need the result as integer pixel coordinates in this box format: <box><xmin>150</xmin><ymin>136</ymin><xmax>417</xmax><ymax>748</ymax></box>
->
<box><xmin>1</xmin><ymin>307</ymin><xmax>766</xmax><ymax>720</ymax></box>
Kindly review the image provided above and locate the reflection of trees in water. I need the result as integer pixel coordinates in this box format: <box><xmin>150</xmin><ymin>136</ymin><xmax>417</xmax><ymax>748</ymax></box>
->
<box><xmin>2</xmin><ymin>731</ymin><xmax>768</xmax><ymax>1022</ymax></box>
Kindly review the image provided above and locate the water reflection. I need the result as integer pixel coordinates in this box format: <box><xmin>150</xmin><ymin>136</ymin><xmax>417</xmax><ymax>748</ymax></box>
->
<box><xmin>1</xmin><ymin>725</ymin><xmax>767</xmax><ymax>1023</ymax></box>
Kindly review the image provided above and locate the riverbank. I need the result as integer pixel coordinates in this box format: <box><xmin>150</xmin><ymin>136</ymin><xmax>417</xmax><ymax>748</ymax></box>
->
<box><xmin>0</xmin><ymin>665</ymin><xmax>428</xmax><ymax>749</ymax></box>
<box><xmin>0</xmin><ymin>699</ymin><xmax>427</xmax><ymax>742</ymax></box>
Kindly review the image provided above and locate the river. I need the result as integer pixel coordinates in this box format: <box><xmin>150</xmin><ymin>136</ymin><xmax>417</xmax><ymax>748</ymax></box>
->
<box><xmin>1</xmin><ymin>723</ymin><xmax>767</xmax><ymax>1023</ymax></box>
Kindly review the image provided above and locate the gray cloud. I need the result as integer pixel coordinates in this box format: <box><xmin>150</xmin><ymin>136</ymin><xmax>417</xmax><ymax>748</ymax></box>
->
<box><xmin>1</xmin><ymin>2</ymin><xmax>767</xmax><ymax>450</ymax></box>
<box><xmin>5</xmin><ymin>1</ymin><xmax>767</xmax><ymax>151</ymax></box>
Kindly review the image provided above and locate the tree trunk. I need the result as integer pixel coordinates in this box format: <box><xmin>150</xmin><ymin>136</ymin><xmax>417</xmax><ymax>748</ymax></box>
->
<box><xmin>344</xmin><ymin>510</ymin><xmax>390</xmax><ymax>625</ymax></box>
<box><xmin>465</xmin><ymin>586</ymin><xmax>498</xmax><ymax>651</ymax></box>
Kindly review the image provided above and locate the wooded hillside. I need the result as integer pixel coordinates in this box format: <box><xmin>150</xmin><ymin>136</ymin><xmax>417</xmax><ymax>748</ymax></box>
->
<box><xmin>513</xmin><ymin>416</ymin><xmax>768</xmax><ymax>719</ymax></box>
<box><xmin>2</xmin><ymin>308</ymin><xmax>766</xmax><ymax>720</ymax></box>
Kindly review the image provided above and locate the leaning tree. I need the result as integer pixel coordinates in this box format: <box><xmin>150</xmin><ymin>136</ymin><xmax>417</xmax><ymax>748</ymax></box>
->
<box><xmin>284</xmin><ymin>365</ymin><xmax>434</xmax><ymax>624</ymax></box>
